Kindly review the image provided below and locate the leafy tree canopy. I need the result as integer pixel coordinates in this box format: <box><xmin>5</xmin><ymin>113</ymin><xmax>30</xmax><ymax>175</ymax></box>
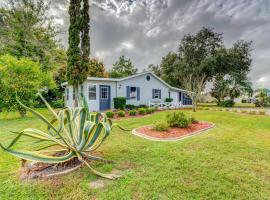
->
<box><xmin>88</xmin><ymin>58</ymin><xmax>108</xmax><ymax>77</ymax></box>
<box><xmin>109</xmin><ymin>55</ymin><xmax>137</xmax><ymax>78</ymax></box>
<box><xmin>0</xmin><ymin>0</ymin><xmax>64</xmax><ymax>73</ymax></box>
<box><xmin>0</xmin><ymin>55</ymin><xmax>48</xmax><ymax>116</ymax></box>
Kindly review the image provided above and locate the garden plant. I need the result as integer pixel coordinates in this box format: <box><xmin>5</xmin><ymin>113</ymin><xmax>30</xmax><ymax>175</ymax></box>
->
<box><xmin>0</xmin><ymin>94</ymin><xmax>127</xmax><ymax>179</ymax></box>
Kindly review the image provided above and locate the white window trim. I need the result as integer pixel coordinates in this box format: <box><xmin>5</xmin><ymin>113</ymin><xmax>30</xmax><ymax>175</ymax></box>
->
<box><xmin>88</xmin><ymin>84</ymin><xmax>97</xmax><ymax>100</ymax></box>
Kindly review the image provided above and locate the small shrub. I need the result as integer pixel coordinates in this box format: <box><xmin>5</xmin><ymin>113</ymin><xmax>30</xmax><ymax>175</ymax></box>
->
<box><xmin>197</xmin><ymin>107</ymin><xmax>203</xmax><ymax>110</ymax></box>
<box><xmin>51</xmin><ymin>99</ymin><xmax>64</xmax><ymax>108</ymax></box>
<box><xmin>146</xmin><ymin>108</ymin><xmax>152</xmax><ymax>114</ymax></box>
<box><xmin>166</xmin><ymin>112</ymin><xmax>190</xmax><ymax>128</ymax></box>
<box><xmin>249</xmin><ymin>110</ymin><xmax>256</xmax><ymax>115</ymax></box>
<box><xmin>150</xmin><ymin>107</ymin><xmax>156</xmax><ymax>113</ymax></box>
<box><xmin>138</xmin><ymin>108</ymin><xmax>146</xmax><ymax>115</ymax></box>
<box><xmin>153</xmin><ymin>121</ymin><xmax>169</xmax><ymax>132</ymax></box>
<box><xmin>117</xmin><ymin>110</ymin><xmax>125</xmax><ymax>117</ymax></box>
<box><xmin>232</xmin><ymin>109</ymin><xmax>238</xmax><ymax>112</ymax></box>
<box><xmin>129</xmin><ymin>109</ymin><xmax>137</xmax><ymax>116</ymax></box>
<box><xmin>113</xmin><ymin>97</ymin><xmax>126</xmax><ymax>110</ymax></box>
<box><xmin>189</xmin><ymin>116</ymin><xmax>199</xmax><ymax>124</ymax></box>
<box><xmin>218</xmin><ymin>100</ymin><xmax>235</xmax><ymax>107</ymax></box>
<box><xmin>225</xmin><ymin>108</ymin><xmax>230</xmax><ymax>112</ymax></box>
<box><xmin>241</xmin><ymin>110</ymin><xmax>247</xmax><ymax>113</ymax></box>
<box><xmin>204</xmin><ymin>107</ymin><xmax>210</xmax><ymax>110</ymax></box>
<box><xmin>126</xmin><ymin>104</ymin><xmax>136</xmax><ymax>110</ymax></box>
<box><xmin>259</xmin><ymin>110</ymin><xmax>266</xmax><ymax>115</ymax></box>
<box><xmin>137</xmin><ymin>104</ymin><xmax>147</xmax><ymax>108</ymax></box>
<box><xmin>106</xmin><ymin>111</ymin><xmax>114</xmax><ymax>118</ymax></box>
<box><xmin>165</xmin><ymin>98</ymin><xmax>173</xmax><ymax>103</ymax></box>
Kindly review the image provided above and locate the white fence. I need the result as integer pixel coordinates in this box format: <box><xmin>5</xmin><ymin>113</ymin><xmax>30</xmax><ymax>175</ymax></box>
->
<box><xmin>148</xmin><ymin>101</ymin><xmax>184</xmax><ymax>109</ymax></box>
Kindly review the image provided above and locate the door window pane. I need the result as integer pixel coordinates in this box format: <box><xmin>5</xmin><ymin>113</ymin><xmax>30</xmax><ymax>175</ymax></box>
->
<box><xmin>100</xmin><ymin>87</ymin><xmax>109</xmax><ymax>100</ymax></box>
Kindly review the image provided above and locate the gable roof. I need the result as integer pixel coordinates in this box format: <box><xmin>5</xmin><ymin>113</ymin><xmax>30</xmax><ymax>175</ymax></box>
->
<box><xmin>61</xmin><ymin>71</ymin><xmax>193</xmax><ymax>94</ymax></box>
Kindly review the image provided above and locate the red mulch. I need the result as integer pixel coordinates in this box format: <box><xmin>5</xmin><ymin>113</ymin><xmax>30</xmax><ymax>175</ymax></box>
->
<box><xmin>136</xmin><ymin>122</ymin><xmax>213</xmax><ymax>139</ymax></box>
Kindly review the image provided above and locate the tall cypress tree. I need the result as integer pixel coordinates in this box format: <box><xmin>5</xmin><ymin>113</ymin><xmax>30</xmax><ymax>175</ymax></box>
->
<box><xmin>81</xmin><ymin>0</ymin><xmax>90</xmax><ymax>59</ymax></box>
<box><xmin>67</xmin><ymin>0</ymin><xmax>90</xmax><ymax>106</ymax></box>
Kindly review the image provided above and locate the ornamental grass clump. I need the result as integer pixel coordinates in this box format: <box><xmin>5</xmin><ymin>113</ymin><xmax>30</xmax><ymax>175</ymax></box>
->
<box><xmin>153</xmin><ymin>121</ymin><xmax>169</xmax><ymax>132</ymax></box>
<box><xmin>166</xmin><ymin>112</ymin><xmax>190</xmax><ymax>128</ymax></box>
<box><xmin>117</xmin><ymin>110</ymin><xmax>125</xmax><ymax>117</ymax></box>
<box><xmin>0</xmin><ymin>94</ymin><xmax>127</xmax><ymax>180</ymax></box>
<box><xmin>138</xmin><ymin>108</ymin><xmax>146</xmax><ymax>115</ymax></box>
<box><xmin>129</xmin><ymin>110</ymin><xmax>137</xmax><ymax>116</ymax></box>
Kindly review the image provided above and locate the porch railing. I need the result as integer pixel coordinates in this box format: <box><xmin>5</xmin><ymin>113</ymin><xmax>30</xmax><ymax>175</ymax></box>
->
<box><xmin>148</xmin><ymin>101</ymin><xmax>183</xmax><ymax>109</ymax></box>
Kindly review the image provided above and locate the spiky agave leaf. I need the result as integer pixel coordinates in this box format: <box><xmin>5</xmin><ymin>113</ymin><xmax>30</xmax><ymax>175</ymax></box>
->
<box><xmin>0</xmin><ymin>94</ymin><xmax>129</xmax><ymax>179</ymax></box>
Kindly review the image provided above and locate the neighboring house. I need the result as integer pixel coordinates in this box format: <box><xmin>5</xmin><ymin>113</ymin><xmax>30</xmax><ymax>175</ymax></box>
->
<box><xmin>62</xmin><ymin>71</ymin><xmax>193</xmax><ymax>111</ymax></box>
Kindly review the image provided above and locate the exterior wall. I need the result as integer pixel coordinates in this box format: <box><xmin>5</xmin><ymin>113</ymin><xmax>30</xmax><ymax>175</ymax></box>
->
<box><xmin>117</xmin><ymin>73</ymin><xmax>170</xmax><ymax>106</ymax></box>
<box><xmin>64</xmin><ymin>72</ymin><xmax>192</xmax><ymax>111</ymax></box>
<box><xmin>65</xmin><ymin>81</ymin><xmax>117</xmax><ymax>112</ymax></box>
<box><xmin>170</xmin><ymin>90</ymin><xmax>179</xmax><ymax>104</ymax></box>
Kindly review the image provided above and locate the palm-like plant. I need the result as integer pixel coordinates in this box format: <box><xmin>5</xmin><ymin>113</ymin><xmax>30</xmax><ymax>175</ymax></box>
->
<box><xmin>0</xmin><ymin>94</ymin><xmax>126</xmax><ymax>179</ymax></box>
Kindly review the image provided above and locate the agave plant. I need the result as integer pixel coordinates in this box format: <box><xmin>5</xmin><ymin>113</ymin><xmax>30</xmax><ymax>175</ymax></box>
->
<box><xmin>0</xmin><ymin>94</ymin><xmax>127</xmax><ymax>179</ymax></box>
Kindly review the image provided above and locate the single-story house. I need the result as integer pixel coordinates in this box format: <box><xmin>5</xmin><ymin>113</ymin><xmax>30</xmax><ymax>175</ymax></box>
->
<box><xmin>62</xmin><ymin>71</ymin><xmax>193</xmax><ymax>111</ymax></box>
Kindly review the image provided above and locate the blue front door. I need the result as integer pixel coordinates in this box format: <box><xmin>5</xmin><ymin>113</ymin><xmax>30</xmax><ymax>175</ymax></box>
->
<box><xmin>99</xmin><ymin>85</ymin><xmax>111</xmax><ymax>111</ymax></box>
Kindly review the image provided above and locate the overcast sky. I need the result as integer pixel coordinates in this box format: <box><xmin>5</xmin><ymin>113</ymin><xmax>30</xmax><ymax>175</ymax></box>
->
<box><xmin>50</xmin><ymin>0</ymin><xmax>270</xmax><ymax>89</ymax></box>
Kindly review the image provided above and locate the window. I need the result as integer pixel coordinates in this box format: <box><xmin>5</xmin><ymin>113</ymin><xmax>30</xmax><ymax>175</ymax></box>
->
<box><xmin>88</xmin><ymin>85</ymin><xmax>96</xmax><ymax>100</ymax></box>
<box><xmin>72</xmin><ymin>88</ymin><xmax>75</xmax><ymax>100</ymax></box>
<box><xmin>66</xmin><ymin>88</ymin><xmax>69</xmax><ymax>100</ymax></box>
<box><xmin>146</xmin><ymin>75</ymin><xmax>151</xmax><ymax>81</ymax></box>
<box><xmin>130</xmin><ymin>87</ymin><xmax>137</xmax><ymax>99</ymax></box>
<box><xmin>153</xmin><ymin>89</ymin><xmax>161</xmax><ymax>99</ymax></box>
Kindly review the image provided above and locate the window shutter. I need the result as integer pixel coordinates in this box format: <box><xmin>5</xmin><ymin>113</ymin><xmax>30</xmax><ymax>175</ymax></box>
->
<box><xmin>152</xmin><ymin>89</ymin><xmax>155</xmax><ymax>99</ymax></box>
<box><xmin>159</xmin><ymin>90</ymin><xmax>161</xmax><ymax>99</ymax></box>
<box><xmin>126</xmin><ymin>86</ymin><xmax>130</xmax><ymax>100</ymax></box>
<box><xmin>137</xmin><ymin>87</ymin><xmax>140</xmax><ymax>100</ymax></box>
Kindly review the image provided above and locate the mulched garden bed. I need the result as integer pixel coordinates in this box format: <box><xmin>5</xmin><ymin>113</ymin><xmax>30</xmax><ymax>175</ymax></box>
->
<box><xmin>133</xmin><ymin>121</ymin><xmax>214</xmax><ymax>141</ymax></box>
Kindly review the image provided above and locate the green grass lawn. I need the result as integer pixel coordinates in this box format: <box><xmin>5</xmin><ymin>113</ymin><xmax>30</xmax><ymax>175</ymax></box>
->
<box><xmin>0</xmin><ymin>109</ymin><xmax>270</xmax><ymax>199</ymax></box>
<box><xmin>198</xmin><ymin>102</ymin><xmax>256</xmax><ymax>108</ymax></box>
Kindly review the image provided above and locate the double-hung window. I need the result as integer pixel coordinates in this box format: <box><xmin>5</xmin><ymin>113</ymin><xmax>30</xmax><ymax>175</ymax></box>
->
<box><xmin>153</xmin><ymin>89</ymin><xmax>161</xmax><ymax>99</ymax></box>
<box><xmin>130</xmin><ymin>87</ymin><xmax>137</xmax><ymax>99</ymax></box>
<box><xmin>88</xmin><ymin>85</ymin><xmax>96</xmax><ymax>100</ymax></box>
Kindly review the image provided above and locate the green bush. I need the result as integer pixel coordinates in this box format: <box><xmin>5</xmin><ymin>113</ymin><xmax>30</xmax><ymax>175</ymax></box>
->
<box><xmin>113</xmin><ymin>97</ymin><xmax>126</xmax><ymax>110</ymax></box>
<box><xmin>165</xmin><ymin>98</ymin><xmax>173</xmax><ymax>103</ymax></box>
<box><xmin>166</xmin><ymin>112</ymin><xmax>190</xmax><ymax>128</ymax></box>
<box><xmin>138</xmin><ymin>108</ymin><xmax>146</xmax><ymax>115</ymax></box>
<box><xmin>204</xmin><ymin>107</ymin><xmax>210</xmax><ymax>110</ymax></box>
<box><xmin>189</xmin><ymin>116</ymin><xmax>199</xmax><ymax>124</ymax></box>
<box><xmin>153</xmin><ymin>121</ymin><xmax>169</xmax><ymax>131</ymax></box>
<box><xmin>129</xmin><ymin>110</ymin><xmax>137</xmax><ymax>116</ymax></box>
<box><xmin>241</xmin><ymin>110</ymin><xmax>247</xmax><ymax>113</ymax></box>
<box><xmin>146</xmin><ymin>108</ymin><xmax>152</xmax><ymax>114</ymax></box>
<box><xmin>137</xmin><ymin>104</ymin><xmax>147</xmax><ymax>108</ymax></box>
<box><xmin>117</xmin><ymin>110</ymin><xmax>125</xmax><ymax>117</ymax></box>
<box><xmin>106</xmin><ymin>111</ymin><xmax>114</xmax><ymax>118</ymax></box>
<box><xmin>218</xmin><ymin>100</ymin><xmax>235</xmax><ymax>107</ymax></box>
<box><xmin>51</xmin><ymin>99</ymin><xmax>64</xmax><ymax>108</ymax></box>
<box><xmin>149</xmin><ymin>107</ymin><xmax>156</xmax><ymax>113</ymax></box>
<box><xmin>126</xmin><ymin>104</ymin><xmax>136</xmax><ymax>110</ymax></box>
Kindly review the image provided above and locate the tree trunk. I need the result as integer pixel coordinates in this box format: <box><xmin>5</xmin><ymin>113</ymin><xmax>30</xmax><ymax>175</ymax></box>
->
<box><xmin>74</xmin><ymin>84</ymin><xmax>79</xmax><ymax>107</ymax></box>
<box><xmin>192</xmin><ymin>95</ymin><xmax>197</xmax><ymax>112</ymax></box>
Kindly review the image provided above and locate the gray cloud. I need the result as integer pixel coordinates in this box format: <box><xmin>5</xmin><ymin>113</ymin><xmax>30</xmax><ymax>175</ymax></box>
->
<box><xmin>50</xmin><ymin>0</ymin><xmax>270</xmax><ymax>89</ymax></box>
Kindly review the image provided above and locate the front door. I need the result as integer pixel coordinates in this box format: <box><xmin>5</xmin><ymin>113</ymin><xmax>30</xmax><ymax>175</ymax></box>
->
<box><xmin>99</xmin><ymin>85</ymin><xmax>111</xmax><ymax>111</ymax></box>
